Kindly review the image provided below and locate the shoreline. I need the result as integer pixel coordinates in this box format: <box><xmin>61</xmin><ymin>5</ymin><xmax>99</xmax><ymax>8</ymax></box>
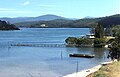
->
<box><xmin>63</xmin><ymin>61</ymin><xmax>113</xmax><ymax>77</ymax></box>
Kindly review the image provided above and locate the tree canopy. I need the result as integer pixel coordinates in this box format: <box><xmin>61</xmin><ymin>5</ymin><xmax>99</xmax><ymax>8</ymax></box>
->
<box><xmin>108</xmin><ymin>26</ymin><xmax>120</xmax><ymax>61</ymax></box>
<box><xmin>0</xmin><ymin>20</ymin><xmax>20</xmax><ymax>30</ymax></box>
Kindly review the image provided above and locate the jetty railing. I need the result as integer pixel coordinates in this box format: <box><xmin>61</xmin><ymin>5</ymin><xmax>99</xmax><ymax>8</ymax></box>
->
<box><xmin>10</xmin><ymin>42</ymin><xmax>66</xmax><ymax>47</ymax></box>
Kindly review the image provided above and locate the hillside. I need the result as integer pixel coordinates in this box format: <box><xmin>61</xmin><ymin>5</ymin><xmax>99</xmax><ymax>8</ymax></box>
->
<box><xmin>15</xmin><ymin>14</ymin><xmax>120</xmax><ymax>28</ymax></box>
<box><xmin>0</xmin><ymin>20</ymin><xmax>20</xmax><ymax>30</ymax></box>
<box><xmin>0</xmin><ymin>14</ymin><xmax>68</xmax><ymax>23</ymax></box>
<box><xmin>66</xmin><ymin>14</ymin><xmax>120</xmax><ymax>28</ymax></box>
<box><xmin>98</xmin><ymin>14</ymin><xmax>120</xmax><ymax>27</ymax></box>
<box><xmin>15</xmin><ymin>19</ymin><xmax>73</xmax><ymax>28</ymax></box>
<box><xmin>15</xmin><ymin>17</ymin><xmax>101</xmax><ymax>28</ymax></box>
<box><xmin>6</xmin><ymin>14</ymin><xmax>120</xmax><ymax>28</ymax></box>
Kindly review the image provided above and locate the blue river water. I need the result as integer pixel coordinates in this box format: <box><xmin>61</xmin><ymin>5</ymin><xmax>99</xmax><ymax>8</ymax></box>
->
<box><xmin>0</xmin><ymin>28</ymin><xmax>110</xmax><ymax>77</ymax></box>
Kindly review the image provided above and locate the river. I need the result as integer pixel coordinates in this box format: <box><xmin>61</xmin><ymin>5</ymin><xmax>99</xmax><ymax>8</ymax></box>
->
<box><xmin>0</xmin><ymin>28</ymin><xmax>110</xmax><ymax>77</ymax></box>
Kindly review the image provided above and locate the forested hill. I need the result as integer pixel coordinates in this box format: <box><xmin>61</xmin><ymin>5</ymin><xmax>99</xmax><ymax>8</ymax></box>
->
<box><xmin>14</xmin><ymin>18</ymin><xmax>101</xmax><ymax>28</ymax></box>
<box><xmin>15</xmin><ymin>14</ymin><xmax>120</xmax><ymax>28</ymax></box>
<box><xmin>98</xmin><ymin>14</ymin><xmax>120</xmax><ymax>27</ymax></box>
<box><xmin>0</xmin><ymin>20</ymin><xmax>20</xmax><ymax>30</ymax></box>
<box><xmin>15</xmin><ymin>19</ymin><xmax>73</xmax><ymax>28</ymax></box>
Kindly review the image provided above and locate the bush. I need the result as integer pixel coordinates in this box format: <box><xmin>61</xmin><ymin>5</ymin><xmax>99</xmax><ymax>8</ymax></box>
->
<box><xmin>94</xmin><ymin>38</ymin><xmax>106</xmax><ymax>47</ymax></box>
<box><xmin>65</xmin><ymin>37</ymin><xmax>78</xmax><ymax>44</ymax></box>
<box><xmin>76</xmin><ymin>38</ymin><xmax>93</xmax><ymax>45</ymax></box>
<box><xmin>93</xmin><ymin>71</ymin><xmax>107</xmax><ymax>77</ymax></box>
<box><xmin>65</xmin><ymin>37</ymin><xmax>93</xmax><ymax>46</ymax></box>
<box><xmin>108</xmin><ymin>44</ymin><xmax>120</xmax><ymax>61</ymax></box>
<box><xmin>108</xmin><ymin>32</ymin><xmax>120</xmax><ymax>61</ymax></box>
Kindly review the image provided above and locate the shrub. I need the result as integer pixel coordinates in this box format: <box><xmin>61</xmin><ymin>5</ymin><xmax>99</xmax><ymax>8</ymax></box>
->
<box><xmin>94</xmin><ymin>38</ymin><xmax>106</xmax><ymax>47</ymax></box>
<box><xmin>76</xmin><ymin>38</ymin><xmax>93</xmax><ymax>45</ymax></box>
<box><xmin>108</xmin><ymin>32</ymin><xmax>120</xmax><ymax>61</ymax></box>
<box><xmin>65</xmin><ymin>37</ymin><xmax>78</xmax><ymax>44</ymax></box>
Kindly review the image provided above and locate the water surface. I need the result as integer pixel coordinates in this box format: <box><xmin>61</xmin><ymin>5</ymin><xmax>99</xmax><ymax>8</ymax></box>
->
<box><xmin>0</xmin><ymin>28</ymin><xmax>110</xmax><ymax>77</ymax></box>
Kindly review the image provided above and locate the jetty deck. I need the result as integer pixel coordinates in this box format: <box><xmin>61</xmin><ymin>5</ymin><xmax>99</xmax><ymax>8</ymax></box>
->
<box><xmin>10</xmin><ymin>42</ymin><xmax>66</xmax><ymax>47</ymax></box>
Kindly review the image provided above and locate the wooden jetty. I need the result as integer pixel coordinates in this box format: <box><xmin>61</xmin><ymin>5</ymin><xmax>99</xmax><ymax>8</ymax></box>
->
<box><xmin>11</xmin><ymin>42</ymin><xmax>66</xmax><ymax>47</ymax></box>
<box><xmin>69</xmin><ymin>54</ymin><xmax>95</xmax><ymax>58</ymax></box>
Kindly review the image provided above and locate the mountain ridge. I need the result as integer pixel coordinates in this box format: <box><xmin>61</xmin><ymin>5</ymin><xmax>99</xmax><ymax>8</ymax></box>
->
<box><xmin>14</xmin><ymin>14</ymin><xmax>120</xmax><ymax>28</ymax></box>
<box><xmin>0</xmin><ymin>14</ymin><xmax>76</xmax><ymax>23</ymax></box>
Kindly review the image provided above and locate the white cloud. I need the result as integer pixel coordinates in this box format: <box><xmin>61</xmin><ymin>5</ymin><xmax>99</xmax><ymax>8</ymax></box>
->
<box><xmin>0</xmin><ymin>8</ymin><xmax>31</xmax><ymax>14</ymax></box>
<box><xmin>22</xmin><ymin>1</ymin><xmax>30</xmax><ymax>6</ymax></box>
<box><xmin>38</xmin><ymin>4</ymin><xmax>56</xmax><ymax>7</ymax></box>
<box><xmin>0</xmin><ymin>8</ymin><xmax>15</xmax><ymax>11</ymax></box>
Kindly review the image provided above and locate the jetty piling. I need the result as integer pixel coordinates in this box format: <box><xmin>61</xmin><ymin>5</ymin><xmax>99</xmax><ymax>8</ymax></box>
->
<box><xmin>76</xmin><ymin>61</ymin><xmax>79</xmax><ymax>77</ymax></box>
<box><xmin>61</xmin><ymin>51</ymin><xmax>63</xmax><ymax>60</ymax></box>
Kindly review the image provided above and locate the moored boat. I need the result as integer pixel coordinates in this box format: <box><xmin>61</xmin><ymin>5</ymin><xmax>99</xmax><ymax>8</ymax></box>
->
<box><xmin>69</xmin><ymin>53</ymin><xmax>95</xmax><ymax>58</ymax></box>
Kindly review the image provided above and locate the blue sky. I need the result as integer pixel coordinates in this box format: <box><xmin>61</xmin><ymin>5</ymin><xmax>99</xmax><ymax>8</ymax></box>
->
<box><xmin>0</xmin><ymin>0</ymin><xmax>119</xmax><ymax>18</ymax></box>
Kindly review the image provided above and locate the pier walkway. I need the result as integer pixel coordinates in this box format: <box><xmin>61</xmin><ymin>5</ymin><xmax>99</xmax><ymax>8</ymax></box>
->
<box><xmin>10</xmin><ymin>42</ymin><xmax>66</xmax><ymax>47</ymax></box>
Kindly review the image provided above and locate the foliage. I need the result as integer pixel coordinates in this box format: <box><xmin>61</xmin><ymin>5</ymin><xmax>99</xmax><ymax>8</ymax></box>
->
<box><xmin>112</xmin><ymin>25</ymin><xmax>120</xmax><ymax>37</ymax></box>
<box><xmin>89</xmin><ymin>23</ymin><xmax>97</xmax><ymax>34</ymax></box>
<box><xmin>65</xmin><ymin>37</ymin><xmax>78</xmax><ymax>44</ymax></box>
<box><xmin>104</xmin><ymin>26</ymin><xmax>112</xmax><ymax>36</ymax></box>
<box><xmin>15</xmin><ymin>19</ymin><xmax>73</xmax><ymax>28</ymax></box>
<box><xmin>0</xmin><ymin>20</ymin><xmax>20</xmax><ymax>30</ymax></box>
<box><xmin>65</xmin><ymin>37</ymin><xmax>93</xmax><ymax>46</ymax></box>
<box><xmin>89</xmin><ymin>28</ymin><xmax>95</xmax><ymax>34</ymax></box>
<box><xmin>108</xmin><ymin>31</ymin><xmax>120</xmax><ymax>61</ymax></box>
<box><xmin>98</xmin><ymin>14</ymin><xmax>120</xmax><ymax>28</ymax></box>
<box><xmin>95</xmin><ymin>23</ymin><xmax>104</xmax><ymax>38</ymax></box>
<box><xmin>15</xmin><ymin>14</ymin><xmax>120</xmax><ymax>28</ymax></box>
<box><xmin>108</xmin><ymin>43</ymin><xmax>120</xmax><ymax>61</ymax></box>
<box><xmin>94</xmin><ymin>38</ymin><xmax>106</xmax><ymax>47</ymax></box>
<box><xmin>15</xmin><ymin>18</ymin><xmax>101</xmax><ymax>28</ymax></box>
<box><xmin>76</xmin><ymin>38</ymin><xmax>93</xmax><ymax>45</ymax></box>
<box><xmin>93</xmin><ymin>71</ymin><xmax>107</xmax><ymax>77</ymax></box>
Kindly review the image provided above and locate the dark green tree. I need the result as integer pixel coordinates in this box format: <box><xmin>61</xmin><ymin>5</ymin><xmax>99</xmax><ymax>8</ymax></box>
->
<box><xmin>65</xmin><ymin>37</ymin><xmax>78</xmax><ymax>44</ymax></box>
<box><xmin>0</xmin><ymin>20</ymin><xmax>20</xmax><ymax>30</ymax></box>
<box><xmin>112</xmin><ymin>25</ymin><xmax>120</xmax><ymax>37</ymax></box>
<box><xmin>94</xmin><ymin>38</ymin><xmax>106</xmax><ymax>47</ymax></box>
<box><xmin>95</xmin><ymin>23</ymin><xmax>104</xmax><ymax>38</ymax></box>
<box><xmin>104</xmin><ymin>25</ymin><xmax>112</xmax><ymax>36</ymax></box>
<box><xmin>76</xmin><ymin>38</ymin><xmax>93</xmax><ymax>45</ymax></box>
<box><xmin>108</xmin><ymin>31</ymin><xmax>120</xmax><ymax>61</ymax></box>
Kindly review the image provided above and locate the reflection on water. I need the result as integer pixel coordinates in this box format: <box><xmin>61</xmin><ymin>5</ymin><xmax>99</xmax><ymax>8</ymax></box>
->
<box><xmin>0</xmin><ymin>28</ymin><xmax>110</xmax><ymax>77</ymax></box>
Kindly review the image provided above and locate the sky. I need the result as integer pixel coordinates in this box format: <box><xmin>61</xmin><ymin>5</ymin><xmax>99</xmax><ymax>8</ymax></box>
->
<box><xmin>0</xmin><ymin>0</ymin><xmax>119</xmax><ymax>18</ymax></box>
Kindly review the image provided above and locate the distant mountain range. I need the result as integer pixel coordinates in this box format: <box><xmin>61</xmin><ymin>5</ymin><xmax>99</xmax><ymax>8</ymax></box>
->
<box><xmin>0</xmin><ymin>14</ymin><xmax>120</xmax><ymax>28</ymax></box>
<box><xmin>84</xmin><ymin>16</ymin><xmax>95</xmax><ymax>19</ymax></box>
<box><xmin>14</xmin><ymin>14</ymin><xmax>120</xmax><ymax>28</ymax></box>
<box><xmin>0</xmin><ymin>14</ymin><xmax>77</xmax><ymax>23</ymax></box>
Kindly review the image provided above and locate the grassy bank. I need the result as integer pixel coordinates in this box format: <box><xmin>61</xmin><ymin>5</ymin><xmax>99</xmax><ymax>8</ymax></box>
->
<box><xmin>87</xmin><ymin>62</ymin><xmax>120</xmax><ymax>77</ymax></box>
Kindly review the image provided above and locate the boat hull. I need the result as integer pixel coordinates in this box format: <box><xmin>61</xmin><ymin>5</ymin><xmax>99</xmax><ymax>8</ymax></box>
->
<box><xmin>69</xmin><ymin>54</ymin><xmax>95</xmax><ymax>58</ymax></box>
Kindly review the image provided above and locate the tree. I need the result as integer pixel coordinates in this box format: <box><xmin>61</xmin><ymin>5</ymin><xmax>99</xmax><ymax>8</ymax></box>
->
<box><xmin>65</xmin><ymin>37</ymin><xmax>93</xmax><ymax>46</ymax></box>
<box><xmin>94</xmin><ymin>38</ymin><xmax>106</xmax><ymax>47</ymax></box>
<box><xmin>65</xmin><ymin>37</ymin><xmax>78</xmax><ymax>44</ymax></box>
<box><xmin>112</xmin><ymin>25</ymin><xmax>120</xmax><ymax>37</ymax></box>
<box><xmin>108</xmin><ymin>31</ymin><xmax>120</xmax><ymax>61</ymax></box>
<box><xmin>76</xmin><ymin>38</ymin><xmax>93</xmax><ymax>45</ymax></box>
<box><xmin>89</xmin><ymin>23</ymin><xmax>97</xmax><ymax>34</ymax></box>
<box><xmin>95</xmin><ymin>23</ymin><xmax>104</xmax><ymax>38</ymax></box>
<box><xmin>0</xmin><ymin>20</ymin><xmax>20</xmax><ymax>30</ymax></box>
<box><xmin>104</xmin><ymin>25</ymin><xmax>112</xmax><ymax>36</ymax></box>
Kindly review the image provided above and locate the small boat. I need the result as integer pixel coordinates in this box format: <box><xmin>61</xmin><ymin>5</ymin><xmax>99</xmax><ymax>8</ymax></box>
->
<box><xmin>69</xmin><ymin>53</ymin><xmax>95</xmax><ymax>58</ymax></box>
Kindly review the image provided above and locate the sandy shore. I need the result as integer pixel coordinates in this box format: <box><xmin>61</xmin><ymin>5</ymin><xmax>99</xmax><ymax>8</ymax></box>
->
<box><xmin>63</xmin><ymin>61</ymin><xmax>112</xmax><ymax>77</ymax></box>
